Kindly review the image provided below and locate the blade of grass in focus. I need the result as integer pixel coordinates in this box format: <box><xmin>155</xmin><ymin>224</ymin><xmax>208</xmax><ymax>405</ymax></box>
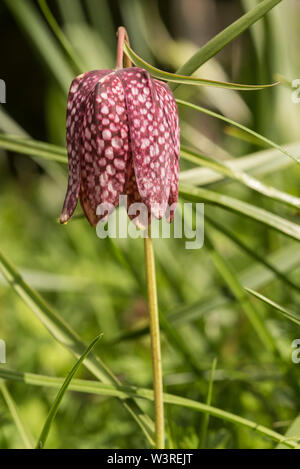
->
<box><xmin>198</xmin><ymin>358</ymin><xmax>217</xmax><ymax>449</ymax></box>
<box><xmin>123</xmin><ymin>43</ymin><xmax>278</xmax><ymax>90</ymax></box>
<box><xmin>38</xmin><ymin>0</ymin><xmax>85</xmax><ymax>74</ymax></box>
<box><xmin>0</xmin><ymin>134</ymin><xmax>67</xmax><ymax>164</ymax></box>
<box><xmin>206</xmin><ymin>216</ymin><xmax>300</xmax><ymax>295</ymax></box>
<box><xmin>171</xmin><ymin>0</ymin><xmax>282</xmax><ymax>90</ymax></box>
<box><xmin>0</xmin><ymin>115</ymin><xmax>66</xmax><ymax>184</ymax></box>
<box><xmin>1</xmin><ymin>134</ymin><xmax>299</xmax><ymax>188</ymax></box>
<box><xmin>224</xmin><ymin>126</ymin><xmax>268</xmax><ymax>148</ymax></box>
<box><xmin>177</xmin><ymin>99</ymin><xmax>299</xmax><ymax>165</ymax></box>
<box><xmin>0</xmin><ymin>249</ymin><xmax>155</xmax><ymax>446</ymax></box>
<box><xmin>0</xmin><ymin>368</ymin><xmax>297</xmax><ymax>448</ymax></box>
<box><xmin>180</xmin><ymin>146</ymin><xmax>300</xmax><ymax>210</ymax></box>
<box><xmin>180</xmin><ymin>184</ymin><xmax>300</xmax><ymax>242</ymax></box>
<box><xmin>180</xmin><ymin>142</ymin><xmax>300</xmax><ymax>186</ymax></box>
<box><xmin>245</xmin><ymin>288</ymin><xmax>300</xmax><ymax>327</ymax></box>
<box><xmin>36</xmin><ymin>334</ymin><xmax>101</xmax><ymax>449</ymax></box>
<box><xmin>133</xmin><ymin>0</ymin><xmax>252</xmax><ymax>123</ymax></box>
<box><xmin>1</xmin><ymin>135</ymin><xmax>300</xmax><ymax>243</ymax></box>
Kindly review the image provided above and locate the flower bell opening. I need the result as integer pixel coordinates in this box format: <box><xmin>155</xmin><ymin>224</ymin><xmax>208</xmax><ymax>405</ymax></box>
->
<box><xmin>60</xmin><ymin>67</ymin><xmax>180</xmax><ymax>229</ymax></box>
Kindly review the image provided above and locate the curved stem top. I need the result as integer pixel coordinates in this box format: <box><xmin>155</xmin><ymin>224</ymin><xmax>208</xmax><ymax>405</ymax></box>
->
<box><xmin>116</xmin><ymin>26</ymin><xmax>132</xmax><ymax>69</ymax></box>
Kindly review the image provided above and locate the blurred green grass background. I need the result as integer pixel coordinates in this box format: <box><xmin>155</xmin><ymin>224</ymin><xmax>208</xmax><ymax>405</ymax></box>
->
<box><xmin>1</xmin><ymin>0</ymin><xmax>300</xmax><ymax>449</ymax></box>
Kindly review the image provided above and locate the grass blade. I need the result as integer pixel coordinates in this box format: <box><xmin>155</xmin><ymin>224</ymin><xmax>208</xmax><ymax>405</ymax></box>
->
<box><xmin>124</xmin><ymin>42</ymin><xmax>278</xmax><ymax>90</ymax></box>
<box><xmin>0</xmin><ymin>134</ymin><xmax>67</xmax><ymax>164</ymax></box>
<box><xmin>4</xmin><ymin>135</ymin><xmax>298</xmax><ymax>243</ymax></box>
<box><xmin>245</xmin><ymin>288</ymin><xmax>300</xmax><ymax>327</ymax></box>
<box><xmin>276</xmin><ymin>416</ymin><xmax>300</xmax><ymax>449</ymax></box>
<box><xmin>0</xmin><ymin>368</ymin><xmax>297</xmax><ymax>448</ymax></box>
<box><xmin>180</xmin><ymin>142</ymin><xmax>300</xmax><ymax>186</ymax></box>
<box><xmin>37</xmin><ymin>0</ymin><xmax>84</xmax><ymax>74</ymax></box>
<box><xmin>206</xmin><ymin>215</ymin><xmax>300</xmax><ymax>295</ymax></box>
<box><xmin>199</xmin><ymin>358</ymin><xmax>217</xmax><ymax>449</ymax></box>
<box><xmin>36</xmin><ymin>334</ymin><xmax>101</xmax><ymax>449</ymax></box>
<box><xmin>0</xmin><ymin>248</ymin><xmax>154</xmax><ymax>446</ymax></box>
<box><xmin>171</xmin><ymin>0</ymin><xmax>282</xmax><ymax>90</ymax></box>
<box><xmin>177</xmin><ymin>99</ymin><xmax>299</xmax><ymax>165</ymax></box>
<box><xmin>181</xmin><ymin>146</ymin><xmax>300</xmax><ymax>210</ymax></box>
<box><xmin>0</xmin><ymin>381</ymin><xmax>33</xmax><ymax>449</ymax></box>
<box><xmin>179</xmin><ymin>184</ymin><xmax>300</xmax><ymax>242</ymax></box>
<box><xmin>205</xmin><ymin>233</ymin><xmax>276</xmax><ymax>352</ymax></box>
<box><xmin>1</xmin><ymin>133</ymin><xmax>298</xmax><ymax>187</ymax></box>
<box><xmin>113</xmin><ymin>244</ymin><xmax>300</xmax><ymax>344</ymax></box>
<box><xmin>159</xmin><ymin>311</ymin><xmax>204</xmax><ymax>378</ymax></box>
<box><xmin>224</xmin><ymin>126</ymin><xmax>268</xmax><ymax>148</ymax></box>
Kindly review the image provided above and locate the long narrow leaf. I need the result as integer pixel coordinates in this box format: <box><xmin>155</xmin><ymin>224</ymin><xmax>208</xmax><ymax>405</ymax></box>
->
<box><xmin>206</xmin><ymin>215</ymin><xmax>300</xmax><ymax>295</ymax></box>
<box><xmin>199</xmin><ymin>358</ymin><xmax>217</xmax><ymax>449</ymax></box>
<box><xmin>0</xmin><ymin>249</ymin><xmax>154</xmax><ymax>445</ymax></box>
<box><xmin>179</xmin><ymin>184</ymin><xmax>300</xmax><ymax>242</ymax></box>
<box><xmin>3</xmin><ymin>135</ymin><xmax>299</xmax><ymax>242</ymax></box>
<box><xmin>1</xmin><ymin>134</ymin><xmax>298</xmax><ymax>188</ymax></box>
<box><xmin>245</xmin><ymin>288</ymin><xmax>300</xmax><ymax>327</ymax></box>
<box><xmin>180</xmin><ymin>142</ymin><xmax>300</xmax><ymax>186</ymax></box>
<box><xmin>0</xmin><ymin>368</ymin><xmax>297</xmax><ymax>448</ymax></box>
<box><xmin>124</xmin><ymin>42</ymin><xmax>278</xmax><ymax>90</ymax></box>
<box><xmin>177</xmin><ymin>99</ymin><xmax>299</xmax><ymax>165</ymax></box>
<box><xmin>181</xmin><ymin>146</ymin><xmax>300</xmax><ymax>210</ymax></box>
<box><xmin>171</xmin><ymin>0</ymin><xmax>282</xmax><ymax>89</ymax></box>
<box><xmin>38</xmin><ymin>0</ymin><xmax>84</xmax><ymax>74</ymax></box>
<box><xmin>36</xmin><ymin>334</ymin><xmax>101</xmax><ymax>449</ymax></box>
<box><xmin>205</xmin><ymin>233</ymin><xmax>276</xmax><ymax>352</ymax></box>
<box><xmin>0</xmin><ymin>134</ymin><xmax>67</xmax><ymax>164</ymax></box>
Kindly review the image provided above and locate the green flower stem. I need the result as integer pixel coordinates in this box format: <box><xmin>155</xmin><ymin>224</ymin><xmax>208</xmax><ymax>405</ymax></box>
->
<box><xmin>117</xmin><ymin>25</ymin><xmax>165</xmax><ymax>448</ymax></box>
<box><xmin>144</xmin><ymin>232</ymin><xmax>165</xmax><ymax>449</ymax></box>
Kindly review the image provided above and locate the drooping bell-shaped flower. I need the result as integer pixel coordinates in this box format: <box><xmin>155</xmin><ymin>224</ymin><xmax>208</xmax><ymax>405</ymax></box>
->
<box><xmin>60</xmin><ymin>67</ymin><xmax>180</xmax><ymax>227</ymax></box>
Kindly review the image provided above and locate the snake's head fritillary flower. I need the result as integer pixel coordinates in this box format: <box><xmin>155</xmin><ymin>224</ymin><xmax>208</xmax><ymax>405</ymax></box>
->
<box><xmin>60</xmin><ymin>67</ymin><xmax>180</xmax><ymax>227</ymax></box>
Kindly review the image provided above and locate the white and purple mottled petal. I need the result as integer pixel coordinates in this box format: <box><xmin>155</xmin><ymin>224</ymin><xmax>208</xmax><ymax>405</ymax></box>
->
<box><xmin>60</xmin><ymin>66</ymin><xmax>180</xmax><ymax>227</ymax></box>
<box><xmin>60</xmin><ymin>70</ymin><xmax>112</xmax><ymax>224</ymax></box>
<box><xmin>80</xmin><ymin>72</ymin><xmax>131</xmax><ymax>225</ymax></box>
<box><xmin>154</xmin><ymin>80</ymin><xmax>180</xmax><ymax>221</ymax></box>
<box><xmin>118</xmin><ymin>68</ymin><xmax>174</xmax><ymax>219</ymax></box>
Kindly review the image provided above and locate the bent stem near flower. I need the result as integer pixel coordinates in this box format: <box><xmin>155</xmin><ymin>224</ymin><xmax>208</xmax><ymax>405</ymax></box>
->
<box><xmin>144</xmin><ymin>230</ymin><xmax>165</xmax><ymax>449</ymax></box>
<box><xmin>116</xmin><ymin>26</ymin><xmax>131</xmax><ymax>69</ymax></box>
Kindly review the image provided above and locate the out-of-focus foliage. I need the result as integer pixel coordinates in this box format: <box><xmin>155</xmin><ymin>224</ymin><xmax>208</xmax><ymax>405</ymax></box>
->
<box><xmin>1</xmin><ymin>0</ymin><xmax>300</xmax><ymax>449</ymax></box>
